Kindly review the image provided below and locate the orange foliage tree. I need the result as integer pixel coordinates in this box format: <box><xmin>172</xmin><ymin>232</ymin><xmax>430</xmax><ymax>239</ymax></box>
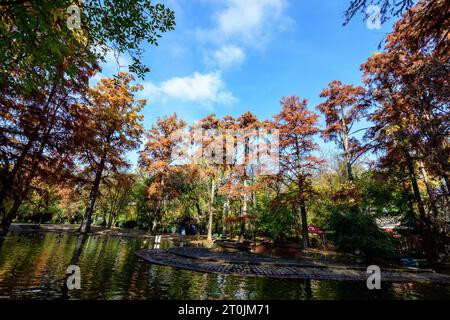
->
<box><xmin>361</xmin><ymin>0</ymin><xmax>449</xmax><ymax>261</ymax></box>
<box><xmin>140</xmin><ymin>113</ymin><xmax>187</xmax><ymax>233</ymax></box>
<box><xmin>0</xmin><ymin>53</ymin><xmax>97</xmax><ymax>233</ymax></box>
<box><xmin>79</xmin><ymin>73</ymin><xmax>145</xmax><ymax>233</ymax></box>
<box><xmin>317</xmin><ymin>80</ymin><xmax>366</xmax><ymax>182</ymax></box>
<box><xmin>272</xmin><ymin>97</ymin><xmax>322</xmax><ymax>248</ymax></box>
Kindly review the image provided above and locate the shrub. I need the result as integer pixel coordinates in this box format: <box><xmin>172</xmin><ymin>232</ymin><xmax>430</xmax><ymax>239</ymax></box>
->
<box><xmin>327</xmin><ymin>209</ymin><xmax>392</xmax><ymax>255</ymax></box>
<box><xmin>251</xmin><ymin>196</ymin><xmax>297</xmax><ymax>242</ymax></box>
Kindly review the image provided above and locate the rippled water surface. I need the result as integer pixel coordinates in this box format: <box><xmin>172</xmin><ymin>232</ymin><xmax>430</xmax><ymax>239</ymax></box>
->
<box><xmin>0</xmin><ymin>232</ymin><xmax>449</xmax><ymax>300</ymax></box>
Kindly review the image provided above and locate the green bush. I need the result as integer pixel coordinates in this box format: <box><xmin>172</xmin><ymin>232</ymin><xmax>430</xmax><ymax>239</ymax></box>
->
<box><xmin>251</xmin><ymin>196</ymin><xmax>297</xmax><ymax>242</ymax></box>
<box><xmin>327</xmin><ymin>209</ymin><xmax>392</xmax><ymax>255</ymax></box>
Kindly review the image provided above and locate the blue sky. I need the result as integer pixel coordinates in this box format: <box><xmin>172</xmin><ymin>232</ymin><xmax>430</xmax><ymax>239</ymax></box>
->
<box><xmin>94</xmin><ymin>0</ymin><xmax>396</xmax><ymax>165</ymax></box>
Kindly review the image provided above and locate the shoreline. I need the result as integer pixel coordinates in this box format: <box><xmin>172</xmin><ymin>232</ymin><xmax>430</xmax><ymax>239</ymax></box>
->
<box><xmin>6</xmin><ymin>223</ymin><xmax>203</xmax><ymax>242</ymax></box>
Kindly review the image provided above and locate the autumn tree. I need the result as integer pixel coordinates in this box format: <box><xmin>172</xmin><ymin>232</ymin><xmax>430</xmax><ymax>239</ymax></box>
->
<box><xmin>193</xmin><ymin>114</ymin><xmax>222</xmax><ymax>242</ymax></box>
<box><xmin>54</xmin><ymin>183</ymin><xmax>87</xmax><ymax>224</ymax></box>
<box><xmin>140</xmin><ymin>113</ymin><xmax>187</xmax><ymax>233</ymax></box>
<box><xmin>272</xmin><ymin>97</ymin><xmax>322</xmax><ymax>248</ymax></box>
<box><xmin>79</xmin><ymin>73</ymin><xmax>145</xmax><ymax>234</ymax></box>
<box><xmin>317</xmin><ymin>80</ymin><xmax>366</xmax><ymax>181</ymax></box>
<box><xmin>0</xmin><ymin>55</ymin><xmax>96</xmax><ymax>233</ymax></box>
<box><xmin>235</xmin><ymin>112</ymin><xmax>261</xmax><ymax>241</ymax></box>
<box><xmin>0</xmin><ymin>0</ymin><xmax>175</xmax><ymax>234</ymax></box>
<box><xmin>344</xmin><ymin>0</ymin><xmax>448</xmax><ymax>53</ymax></box>
<box><xmin>97</xmin><ymin>172</ymin><xmax>135</xmax><ymax>228</ymax></box>
<box><xmin>159</xmin><ymin>164</ymin><xmax>206</xmax><ymax>234</ymax></box>
<box><xmin>362</xmin><ymin>0</ymin><xmax>449</xmax><ymax>205</ymax></box>
<box><xmin>361</xmin><ymin>0</ymin><xmax>449</xmax><ymax>261</ymax></box>
<box><xmin>216</xmin><ymin>115</ymin><xmax>247</xmax><ymax>238</ymax></box>
<box><xmin>0</xmin><ymin>0</ymin><xmax>175</xmax><ymax>235</ymax></box>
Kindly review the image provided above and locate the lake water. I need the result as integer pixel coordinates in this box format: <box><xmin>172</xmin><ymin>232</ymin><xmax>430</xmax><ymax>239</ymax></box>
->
<box><xmin>0</xmin><ymin>232</ymin><xmax>449</xmax><ymax>300</ymax></box>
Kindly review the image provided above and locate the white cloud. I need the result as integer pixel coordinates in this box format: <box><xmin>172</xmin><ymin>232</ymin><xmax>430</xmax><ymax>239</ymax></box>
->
<box><xmin>217</xmin><ymin>0</ymin><xmax>288</xmax><ymax>42</ymax></box>
<box><xmin>200</xmin><ymin>0</ymin><xmax>290</xmax><ymax>46</ymax></box>
<box><xmin>208</xmin><ymin>45</ymin><xmax>246</xmax><ymax>69</ymax></box>
<box><xmin>199</xmin><ymin>0</ymin><xmax>291</xmax><ymax>70</ymax></box>
<box><xmin>142</xmin><ymin>71</ymin><xmax>237</xmax><ymax>106</ymax></box>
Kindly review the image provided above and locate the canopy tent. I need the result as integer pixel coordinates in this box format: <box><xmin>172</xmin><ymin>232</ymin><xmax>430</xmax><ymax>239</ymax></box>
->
<box><xmin>308</xmin><ymin>225</ymin><xmax>325</xmax><ymax>235</ymax></box>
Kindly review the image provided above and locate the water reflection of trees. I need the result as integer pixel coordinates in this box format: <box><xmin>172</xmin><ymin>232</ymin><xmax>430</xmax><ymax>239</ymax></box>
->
<box><xmin>2</xmin><ymin>233</ymin><xmax>448</xmax><ymax>300</ymax></box>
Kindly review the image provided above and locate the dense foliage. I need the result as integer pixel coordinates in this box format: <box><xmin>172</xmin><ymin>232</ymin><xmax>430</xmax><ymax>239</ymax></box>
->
<box><xmin>0</xmin><ymin>1</ymin><xmax>448</xmax><ymax>263</ymax></box>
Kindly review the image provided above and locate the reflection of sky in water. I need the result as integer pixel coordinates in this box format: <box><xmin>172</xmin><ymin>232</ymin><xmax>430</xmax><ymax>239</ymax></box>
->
<box><xmin>0</xmin><ymin>232</ymin><xmax>449</xmax><ymax>300</ymax></box>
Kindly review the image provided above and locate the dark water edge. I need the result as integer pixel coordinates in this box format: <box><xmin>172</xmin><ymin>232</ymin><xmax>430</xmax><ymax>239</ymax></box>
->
<box><xmin>0</xmin><ymin>232</ymin><xmax>449</xmax><ymax>300</ymax></box>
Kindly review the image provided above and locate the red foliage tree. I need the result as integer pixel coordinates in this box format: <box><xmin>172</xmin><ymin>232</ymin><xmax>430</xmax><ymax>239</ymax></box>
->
<box><xmin>272</xmin><ymin>96</ymin><xmax>322</xmax><ymax>248</ymax></box>
<box><xmin>317</xmin><ymin>80</ymin><xmax>366</xmax><ymax>181</ymax></box>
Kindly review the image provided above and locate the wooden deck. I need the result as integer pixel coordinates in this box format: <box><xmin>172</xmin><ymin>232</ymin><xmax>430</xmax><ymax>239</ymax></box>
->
<box><xmin>135</xmin><ymin>247</ymin><xmax>450</xmax><ymax>283</ymax></box>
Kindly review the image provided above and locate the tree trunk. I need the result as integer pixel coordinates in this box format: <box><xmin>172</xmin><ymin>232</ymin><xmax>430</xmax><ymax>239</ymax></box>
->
<box><xmin>346</xmin><ymin>159</ymin><xmax>354</xmax><ymax>182</ymax></box>
<box><xmin>0</xmin><ymin>80</ymin><xmax>60</xmax><ymax>213</ymax></box>
<box><xmin>340</xmin><ymin>107</ymin><xmax>353</xmax><ymax>182</ymax></box>
<box><xmin>0</xmin><ymin>89</ymin><xmax>61</xmax><ymax>232</ymax></box>
<box><xmin>239</xmin><ymin>221</ymin><xmax>245</xmax><ymax>242</ymax></box>
<box><xmin>195</xmin><ymin>202</ymin><xmax>202</xmax><ymax>236</ymax></box>
<box><xmin>0</xmin><ymin>138</ymin><xmax>33</xmax><ymax>206</ymax></box>
<box><xmin>222</xmin><ymin>198</ymin><xmax>230</xmax><ymax>238</ymax></box>
<box><xmin>80</xmin><ymin>155</ymin><xmax>106</xmax><ymax>234</ymax></box>
<box><xmin>239</xmin><ymin>179</ymin><xmax>248</xmax><ymax>242</ymax></box>
<box><xmin>404</xmin><ymin>151</ymin><xmax>441</xmax><ymax>261</ymax></box>
<box><xmin>107</xmin><ymin>211</ymin><xmax>113</xmax><ymax>229</ymax></box>
<box><xmin>0</xmin><ymin>211</ymin><xmax>15</xmax><ymax>235</ymax></box>
<box><xmin>207</xmin><ymin>178</ymin><xmax>215</xmax><ymax>242</ymax></box>
<box><xmin>0</xmin><ymin>196</ymin><xmax>23</xmax><ymax>234</ymax></box>
<box><xmin>0</xmin><ymin>133</ymin><xmax>38</xmax><ymax>225</ymax></box>
<box><xmin>0</xmin><ymin>157</ymin><xmax>39</xmax><ymax>234</ymax></box>
<box><xmin>150</xmin><ymin>206</ymin><xmax>162</xmax><ymax>235</ymax></box>
<box><xmin>230</xmin><ymin>223</ymin><xmax>234</xmax><ymax>240</ymax></box>
<box><xmin>419</xmin><ymin>161</ymin><xmax>438</xmax><ymax>218</ymax></box>
<box><xmin>405</xmin><ymin>152</ymin><xmax>426</xmax><ymax>222</ymax></box>
<box><xmin>300</xmin><ymin>201</ymin><xmax>309</xmax><ymax>248</ymax></box>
